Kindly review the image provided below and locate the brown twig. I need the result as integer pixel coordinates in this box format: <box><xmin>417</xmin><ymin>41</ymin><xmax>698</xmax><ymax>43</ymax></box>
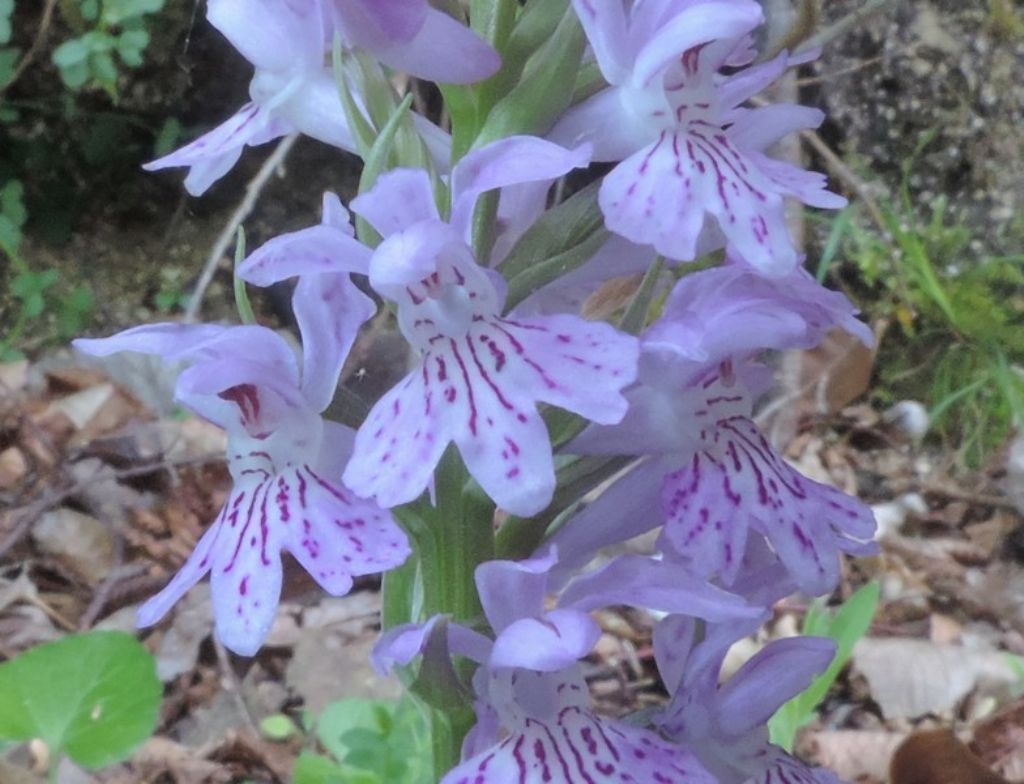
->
<box><xmin>799</xmin><ymin>126</ymin><xmax>889</xmax><ymax>233</ymax></box>
<box><xmin>213</xmin><ymin>638</ymin><xmax>257</xmax><ymax>729</ymax></box>
<box><xmin>184</xmin><ymin>132</ymin><xmax>300</xmax><ymax>323</ymax></box>
<box><xmin>0</xmin><ymin>0</ymin><xmax>60</xmax><ymax>97</ymax></box>
<box><xmin>796</xmin><ymin>0</ymin><xmax>901</xmax><ymax>56</ymax></box>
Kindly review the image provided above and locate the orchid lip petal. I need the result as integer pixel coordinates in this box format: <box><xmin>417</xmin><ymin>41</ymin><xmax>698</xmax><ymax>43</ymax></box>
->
<box><xmin>660</xmin><ymin>413</ymin><xmax>876</xmax><ymax>595</ymax></box>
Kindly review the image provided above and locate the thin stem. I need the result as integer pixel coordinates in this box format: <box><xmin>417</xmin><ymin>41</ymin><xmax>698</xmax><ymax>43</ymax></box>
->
<box><xmin>401</xmin><ymin>450</ymin><xmax>494</xmax><ymax>776</ymax></box>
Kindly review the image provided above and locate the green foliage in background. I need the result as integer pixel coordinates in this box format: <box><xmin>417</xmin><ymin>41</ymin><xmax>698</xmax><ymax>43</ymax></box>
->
<box><xmin>290</xmin><ymin>698</ymin><xmax>432</xmax><ymax>784</ymax></box>
<box><xmin>0</xmin><ymin>631</ymin><xmax>162</xmax><ymax>773</ymax></box>
<box><xmin>821</xmin><ymin>135</ymin><xmax>1024</xmax><ymax>466</ymax></box>
<box><xmin>0</xmin><ymin>178</ymin><xmax>94</xmax><ymax>360</ymax></box>
<box><xmin>769</xmin><ymin>582</ymin><xmax>880</xmax><ymax>752</ymax></box>
<box><xmin>52</xmin><ymin>0</ymin><xmax>166</xmax><ymax>98</ymax></box>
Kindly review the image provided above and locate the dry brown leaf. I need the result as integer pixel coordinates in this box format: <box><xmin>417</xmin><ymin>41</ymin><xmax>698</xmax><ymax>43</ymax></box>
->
<box><xmin>929</xmin><ymin>613</ymin><xmax>964</xmax><ymax>644</ymax></box>
<box><xmin>852</xmin><ymin>638</ymin><xmax>1018</xmax><ymax>719</ymax></box>
<box><xmin>31</xmin><ymin>508</ymin><xmax>115</xmax><ymax>586</ymax></box>
<box><xmin>0</xmin><ymin>446</ymin><xmax>28</xmax><ymax>490</ymax></box>
<box><xmin>0</xmin><ymin>360</ymin><xmax>29</xmax><ymax>393</ymax></box>
<box><xmin>972</xmin><ymin>698</ymin><xmax>1024</xmax><ymax>780</ymax></box>
<box><xmin>126</xmin><ymin>737</ymin><xmax>229</xmax><ymax>784</ymax></box>
<box><xmin>890</xmin><ymin>730</ymin><xmax>1010</xmax><ymax>784</ymax></box>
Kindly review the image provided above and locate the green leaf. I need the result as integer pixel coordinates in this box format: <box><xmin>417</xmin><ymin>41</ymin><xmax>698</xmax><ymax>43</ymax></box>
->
<box><xmin>56</xmin><ymin>285</ymin><xmax>94</xmax><ymax>337</ymax></box>
<box><xmin>1</xmin><ymin>179</ymin><xmax>27</xmax><ymax>226</ymax></box>
<box><xmin>500</xmin><ymin>180</ymin><xmax>604</xmax><ymax>284</ymax></box>
<box><xmin>0</xmin><ymin>0</ymin><xmax>13</xmax><ymax>46</ymax></box>
<box><xmin>102</xmin><ymin>0</ymin><xmax>164</xmax><ymax>25</ymax></box>
<box><xmin>0</xmin><ymin>631</ymin><xmax>161</xmax><ymax>768</ymax></box>
<box><xmin>153</xmin><ymin>117</ymin><xmax>182</xmax><ymax>157</ymax></box>
<box><xmin>475</xmin><ymin>3</ymin><xmax>585</xmax><ymax>145</ymax></box>
<box><xmin>293</xmin><ymin>752</ymin><xmax>349</xmax><ymax>784</ymax></box>
<box><xmin>52</xmin><ymin>38</ymin><xmax>92</xmax><ymax>69</ymax></box>
<box><xmin>317</xmin><ymin>699</ymin><xmax>394</xmax><ymax>765</ymax></box>
<box><xmin>260</xmin><ymin>714</ymin><xmax>298</xmax><ymax>741</ymax></box>
<box><xmin>355</xmin><ymin>93</ymin><xmax>415</xmax><ymax>245</ymax></box>
<box><xmin>115</xmin><ymin>28</ymin><xmax>150</xmax><ymax>67</ymax></box>
<box><xmin>0</xmin><ymin>46</ymin><xmax>20</xmax><ymax>87</ymax></box>
<box><xmin>505</xmin><ymin>227</ymin><xmax>609</xmax><ymax>310</ymax></box>
<box><xmin>768</xmin><ymin>582</ymin><xmax>879</xmax><ymax>751</ymax></box>
<box><xmin>332</xmin><ymin>35</ymin><xmax>377</xmax><ymax>158</ymax></box>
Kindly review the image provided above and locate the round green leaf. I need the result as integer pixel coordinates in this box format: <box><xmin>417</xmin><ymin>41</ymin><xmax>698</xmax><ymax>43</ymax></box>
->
<box><xmin>0</xmin><ymin>631</ymin><xmax>161</xmax><ymax>768</ymax></box>
<box><xmin>52</xmin><ymin>39</ymin><xmax>91</xmax><ymax>69</ymax></box>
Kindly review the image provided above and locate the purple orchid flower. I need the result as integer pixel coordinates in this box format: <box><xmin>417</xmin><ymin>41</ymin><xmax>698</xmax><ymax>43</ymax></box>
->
<box><xmin>552</xmin><ymin>0</ymin><xmax>846</xmax><ymax>275</ymax></box>
<box><xmin>73</xmin><ymin>266</ymin><xmax>410</xmax><ymax>655</ymax></box>
<box><xmin>374</xmin><ymin>550</ymin><xmax>757</xmax><ymax>783</ymax></box>
<box><xmin>549</xmin><ymin>264</ymin><xmax>876</xmax><ymax>594</ymax></box>
<box><xmin>144</xmin><ymin>0</ymin><xmax>459</xmax><ymax>196</ymax></box>
<box><xmin>654</xmin><ymin>614</ymin><xmax>843</xmax><ymax>784</ymax></box>
<box><xmin>326</xmin><ymin>0</ymin><xmax>500</xmax><ymax>84</ymax></box>
<box><xmin>340</xmin><ymin>137</ymin><xmax>640</xmax><ymax>517</ymax></box>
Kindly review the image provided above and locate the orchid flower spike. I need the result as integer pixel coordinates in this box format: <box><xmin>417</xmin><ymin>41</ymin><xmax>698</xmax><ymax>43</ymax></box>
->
<box><xmin>342</xmin><ymin>136</ymin><xmax>640</xmax><ymax>517</ymax></box>
<box><xmin>551</xmin><ymin>264</ymin><xmax>876</xmax><ymax>594</ymax></box>
<box><xmin>73</xmin><ymin>266</ymin><xmax>409</xmax><ymax>655</ymax></box>
<box><xmin>553</xmin><ymin>0</ymin><xmax>846</xmax><ymax>275</ymax></box>
<box><xmin>374</xmin><ymin>551</ymin><xmax>737</xmax><ymax>784</ymax></box>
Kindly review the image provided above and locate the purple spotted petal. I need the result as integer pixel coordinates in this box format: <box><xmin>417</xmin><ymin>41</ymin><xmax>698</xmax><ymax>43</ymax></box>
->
<box><xmin>207</xmin><ymin>478</ymin><xmax>286</xmax><ymax>656</ymax></box>
<box><xmin>545</xmin><ymin>457</ymin><xmax>667</xmax><ymax>587</ymax></box>
<box><xmin>208</xmin><ymin>0</ymin><xmax>324</xmax><ymax>73</ymax></box>
<box><xmin>600</xmin><ymin>129</ymin><xmax>800</xmax><ymax>275</ymax></box>
<box><xmin>350</xmin><ymin>168</ymin><xmax>440</xmax><ymax>238</ymax></box>
<box><xmin>560</xmin><ymin>555</ymin><xmax>759</xmax><ymax>622</ymax></box>
<box><xmin>647</xmin><ymin>263</ymin><xmax>873</xmax><ymax>366</ymax></box>
<box><xmin>346</xmin><ymin>314</ymin><xmax>634</xmax><ymax>515</ymax></box>
<box><xmin>569</xmin><ymin>0</ymin><xmax>631</xmax><ymax>83</ymax></box>
<box><xmin>630</xmin><ymin>1</ymin><xmax>762</xmax><ymax>87</ymax></box>
<box><xmin>659</xmin><ymin>415</ymin><xmax>876</xmax><ymax>594</ymax></box>
<box><xmin>549</xmin><ymin>87</ymin><xmax>658</xmax><ymax>161</ymax></box>
<box><xmin>490</xmin><ymin>609</ymin><xmax>601</xmax><ymax>672</ymax></box>
<box><xmin>492</xmin><ymin>314</ymin><xmax>638</xmax><ymax>425</ymax></box>
<box><xmin>237</xmin><ymin>194</ymin><xmax>371</xmax><ymax>284</ymax></box>
<box><xmin>137</xmin><ymin>515</ymin><xmax>221</xmax><ymax>628</ymax></box>
<box><xmin>293</xmin><ymin>274</ymin><xmax>376</xmax><ymax>412</ymax></box>
<box><xmin>144</xmin><ymin>103</ymin><xmax>289</xmax><ymax>196</ymax></box>
<box><xmin>476</xmin><ymin>550</ymin><xmax>559</xmax><ymax>632</ymax></box>
<box><xmin>370</xmin><ymin>6</ymin><xmax>501</xmax><ymax>84</ymax></box>
<box><xmin>716</xmin><ymin>637</ymin><xmax>836</xmax><ymax>736</ymax></box>
<box><xmin>329</xmin><ymin>0</ymin><xmax>426</xmax><ymax>50</ymax></box>
<box><xmin>449</xmin><ymin>137</ymin><xmax>591</xmax><ymax>239</ymax></box>
<box><xmin>441</xmin><ymin>705</ymin><xmax>717</xmax><ymax>784</ymax></box>
<box><xmin>373</xmin><ymin>617</ymin><xmax>493</xmax><ymax>675</ymax></box>
<box><xmin>280</xmin><ymin>462</ymin><xmax>410</xmax><ymax>596</ymax></box>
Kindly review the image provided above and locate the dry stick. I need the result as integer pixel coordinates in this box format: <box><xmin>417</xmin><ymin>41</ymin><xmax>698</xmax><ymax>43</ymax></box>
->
<box><xmin>800</xmin><ymin>125</ymin><xmax>889</xmax><ymax>233</ymax></box>
<box><xmin>0</xmin><ymin>0</ymin><xmax>59</xmax><ymax>97</ymax></box>
<box><xmin>213</xmin><ymin>637</ymin><xmax>258</xmax><ymax>729</ymax></box>
<box><xmin>184</xmin><ymin>132</ymin><xmax>300</xmax><ymax>323</ymax></box>
<box><xmin>795</xmin><ymin>0</ymin><xmax>901</xmax><ymax>56</ymax></box>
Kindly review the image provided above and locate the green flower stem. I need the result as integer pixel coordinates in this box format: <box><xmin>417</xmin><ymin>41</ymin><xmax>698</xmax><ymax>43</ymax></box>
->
<box><xmin>387</xmin><ymin>448</ymin><xmax>495</xmax><ymax>777</ymax></box>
